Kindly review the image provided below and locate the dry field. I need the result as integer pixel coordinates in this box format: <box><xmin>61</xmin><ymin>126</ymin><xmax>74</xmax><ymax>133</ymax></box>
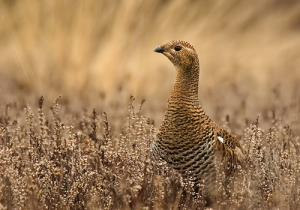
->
<box><xmin>0</xmin><ymin>0</ymin><xmax>300</xmax><ymax>209</ymax></box>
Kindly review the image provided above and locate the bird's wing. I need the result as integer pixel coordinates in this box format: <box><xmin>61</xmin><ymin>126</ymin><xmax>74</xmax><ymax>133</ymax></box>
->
<box><xmin>214</xmin><ymin>127</ymin><xmax>245</xmax><ymax>174</ymax></box>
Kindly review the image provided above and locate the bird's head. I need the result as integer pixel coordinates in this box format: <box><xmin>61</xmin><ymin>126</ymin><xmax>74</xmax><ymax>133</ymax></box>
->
<box><xmin>154</xmin><ymin>40</ymin><xmax>199</xmax><ymax>70</ymax></box>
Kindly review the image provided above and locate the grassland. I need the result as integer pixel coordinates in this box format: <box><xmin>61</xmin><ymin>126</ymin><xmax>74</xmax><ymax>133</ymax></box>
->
<box><xmin>0</xmin><ymin>0</ymin><xmax>300</xmax><ymax>209</ymax></box>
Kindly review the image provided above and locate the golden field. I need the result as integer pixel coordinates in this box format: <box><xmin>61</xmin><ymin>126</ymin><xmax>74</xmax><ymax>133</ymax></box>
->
<box><xmin>0</xmin><ymin>0</ymin><xmax>300</xmax><ymax>209</ymax></box>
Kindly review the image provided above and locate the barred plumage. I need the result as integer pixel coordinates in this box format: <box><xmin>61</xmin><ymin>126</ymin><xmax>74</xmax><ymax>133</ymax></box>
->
<box><xmin>152</xmin><ymin>40</ymin><xmax>244</xmax><ymax>192</ymax></box>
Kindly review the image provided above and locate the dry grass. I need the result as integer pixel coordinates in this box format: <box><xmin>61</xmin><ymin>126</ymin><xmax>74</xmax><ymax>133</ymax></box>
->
<box><xmin>0</xmin><ymin>0</ymin><xmax>300</xmax><ymax>209</ymax></box>
<box><xmin>0</xmin><ymin>94</ymin><xmax>299</xmax><ymax>209</ymax></box>
<box><xmin>1</xmin><ymin>0</ymin><xmax>300</xmax><ymax>100</ymax></box>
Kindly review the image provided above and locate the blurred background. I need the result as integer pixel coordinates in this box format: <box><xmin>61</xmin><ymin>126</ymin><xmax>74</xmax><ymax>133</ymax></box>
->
<box><xmin>0</xmin><ymin>0</ymin><xmax>299</xmax><ymax>126</ymax></box>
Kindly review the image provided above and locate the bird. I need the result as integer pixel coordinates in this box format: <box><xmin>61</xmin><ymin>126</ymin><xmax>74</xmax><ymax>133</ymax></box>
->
<box><xmin>151</xmin><ymin>40</ymin><xmax>244</xmax><ymax>199</ymax></box>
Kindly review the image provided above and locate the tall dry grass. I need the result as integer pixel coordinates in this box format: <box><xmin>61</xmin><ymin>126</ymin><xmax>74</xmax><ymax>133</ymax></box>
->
<box><xmin>0</xmin><ymin>0</ymin><xmax>300</xmax><ymax>100</ymax></box>
<box><xmin>0</xmin><ymin>94</ymin><xmax>299</xmax><ymax>209</ymax></box>
<box><xmin>0</xmin><ymin>0</ymin><xmax>300</xmax><ymax>209</ymax></box>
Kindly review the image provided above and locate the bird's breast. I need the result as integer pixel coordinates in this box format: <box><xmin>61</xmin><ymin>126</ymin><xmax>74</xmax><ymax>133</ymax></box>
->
<box><xmin>155</xmin><ymin>108</ymin><xmax>217</xmax><ymax>179</ymax></box>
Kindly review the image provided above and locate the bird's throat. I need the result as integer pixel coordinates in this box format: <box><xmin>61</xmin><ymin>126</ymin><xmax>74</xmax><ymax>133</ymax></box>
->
<box><xmin>169</xmin><ymin>66</ymin><xmax>200</xmax><ymax>104</ymax></box>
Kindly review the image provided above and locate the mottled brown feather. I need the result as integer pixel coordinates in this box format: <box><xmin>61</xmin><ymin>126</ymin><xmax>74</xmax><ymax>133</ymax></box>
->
<box><xmin>152</xmin><ymin>40</ymin><xmax>244</xmax><ymax>189</ymax></box>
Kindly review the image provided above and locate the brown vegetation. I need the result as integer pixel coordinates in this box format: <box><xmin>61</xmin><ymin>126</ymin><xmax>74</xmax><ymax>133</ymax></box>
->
<box><xmin>0</xmin><ymin>93</ymin><xmax>299</xmax><ymax>209</ymax></box>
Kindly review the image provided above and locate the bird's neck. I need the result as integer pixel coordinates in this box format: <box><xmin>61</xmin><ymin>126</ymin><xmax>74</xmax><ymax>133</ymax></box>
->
<box><xmin>169</xmin><ymin>65</ymin><xmax>200</xmax><ymax>105</ymax></box>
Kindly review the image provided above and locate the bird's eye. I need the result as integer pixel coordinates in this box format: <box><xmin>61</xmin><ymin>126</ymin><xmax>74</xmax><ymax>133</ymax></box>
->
<box><xmin>174</xmin><ymin>45</ymin><xmax>182</xmax><ymax>51</ymax></box>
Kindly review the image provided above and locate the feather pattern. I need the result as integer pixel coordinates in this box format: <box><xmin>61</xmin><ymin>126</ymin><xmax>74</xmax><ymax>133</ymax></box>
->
<box><xmin>152</xmin><ymin>40</ymin><xmax>244</xmax><ymax>189</ymax></box>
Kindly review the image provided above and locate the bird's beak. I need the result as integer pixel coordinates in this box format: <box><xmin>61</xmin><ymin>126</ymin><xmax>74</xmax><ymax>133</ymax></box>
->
<box><xmin>154</xmin><ymin>46</ymin><xmax>165</xmax><ymax>53</ymax></box>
